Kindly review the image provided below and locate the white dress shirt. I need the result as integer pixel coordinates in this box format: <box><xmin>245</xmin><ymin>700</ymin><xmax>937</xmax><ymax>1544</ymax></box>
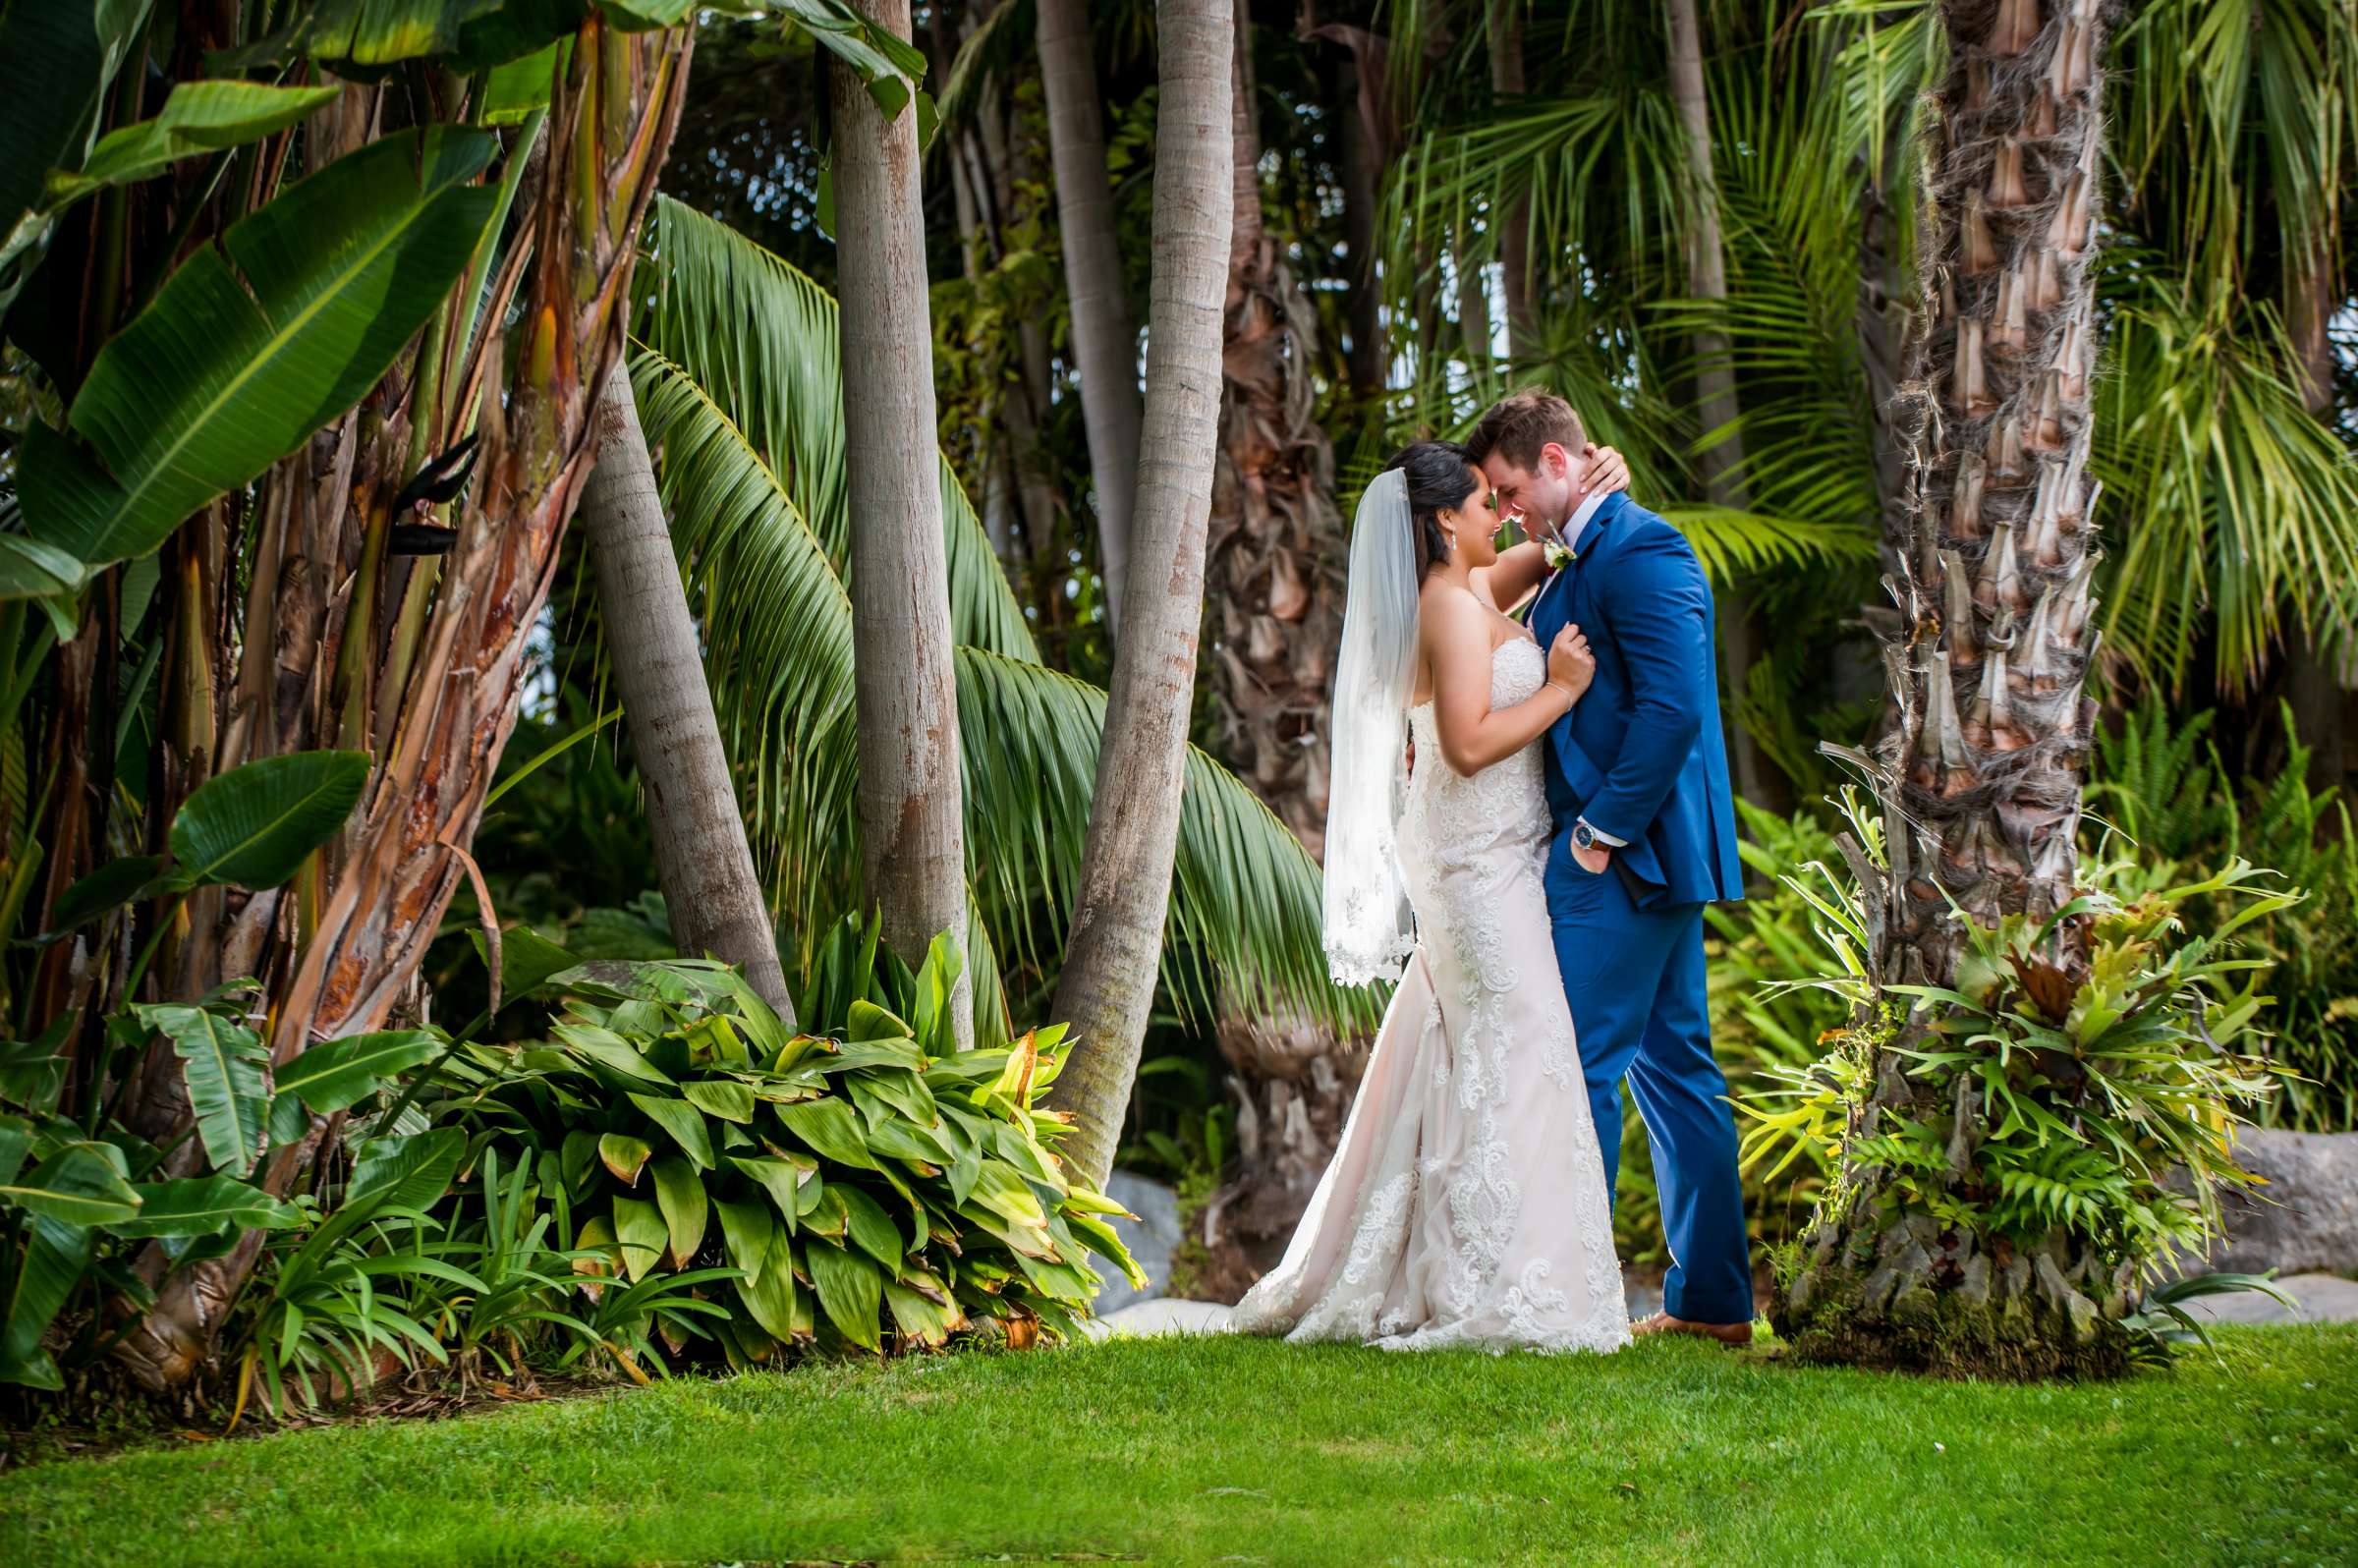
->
<box><xmin>1552</xmin><ymin>487</ymin><xmax>1626</xmax><ymax>850</ymax></box>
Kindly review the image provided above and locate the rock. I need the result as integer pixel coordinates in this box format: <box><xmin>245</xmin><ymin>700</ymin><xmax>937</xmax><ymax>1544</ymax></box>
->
<box><xmin>2177</xmin><ymin>1273</ymin><xmax>2358</xmax><ymax>1325</ymax></box>
<box><xmin>2205</xmin><ymin>1128</ymin><xmax>2358</xmax><ymax>1276</ymax></box>
<box><xmin>1091</xmin><ymin>1170</ymin><xmax>1184</xmax><ymax>1316</ymax></box>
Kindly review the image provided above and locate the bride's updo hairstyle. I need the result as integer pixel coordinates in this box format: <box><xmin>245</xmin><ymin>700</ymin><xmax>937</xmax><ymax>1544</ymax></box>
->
<box><xmin>1382</xmin><ymin>440</ymin><xmax>1481</xmax><ymax>585</ymax></box>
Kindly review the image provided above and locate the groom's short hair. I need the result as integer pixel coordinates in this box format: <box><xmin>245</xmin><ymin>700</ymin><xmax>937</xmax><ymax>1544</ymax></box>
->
<box><xmin>1465</xmin><ymin>388</ymin><xmax>1586</xmax><ymax>472</ymax></box>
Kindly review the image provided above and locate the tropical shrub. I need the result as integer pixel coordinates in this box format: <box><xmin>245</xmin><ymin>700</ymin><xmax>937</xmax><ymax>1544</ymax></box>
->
<box><xmin>424</xmin><ymin>936</ymin><xmax>1142</xmax><ymax>1365</ymax></box>
<box><xmin>1741</xmin><ymin>802</ymin><xmax>2285</xmax><ymax>1307</ymax></box>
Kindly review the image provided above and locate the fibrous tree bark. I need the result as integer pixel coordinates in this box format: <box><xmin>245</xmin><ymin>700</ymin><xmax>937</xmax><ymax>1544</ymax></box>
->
<box><xmin>1775</xmin><ymin>0</ymin><xmax>2126</xmax><ymax>1376</ymax></box>
<box><xmin>829</xmin><ymin>0</ymin><xmax>972</xmax><ymax>1047</ymax></box>
<box><xmin>1487</xmin><ymin>0</ymin><xmax>1538</xmax><ymax>361</ymax></box>
<box><xmin>1039</xmin><ymin>0</ymin><xmax>1145</xmax><ymax>632</ymax></box>
<box><xmin>578</xmin><ymin>358</ymin><xmax>794</xmax><ymax>1019</ymax></box>
<box><xmin>1044</xmin><ymin>0</ymin><xmax>1235</xmax><ymax>1189</ymax></box>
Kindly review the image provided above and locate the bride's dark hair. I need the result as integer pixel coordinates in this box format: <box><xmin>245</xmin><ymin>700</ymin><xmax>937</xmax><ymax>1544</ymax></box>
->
<box><xmin>1382</xmin><ymin>440</ymin><xmax>1482</xmax><ymax>584</ymax></box>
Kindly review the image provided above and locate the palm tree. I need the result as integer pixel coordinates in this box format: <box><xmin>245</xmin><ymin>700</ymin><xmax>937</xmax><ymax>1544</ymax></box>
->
<box><xmin>1043</xmin><ymin>0</ymin><xmax>1238</xmax><ymax>1188</ymax></box>
<box><xmin>578</xmin><ymin>360</ymin><xmax>793</xmax><ymax>1018</ymax></box>
<box><xmin>1773</xmin><ymin>0</ymin><xmax>2125</xmax><ymax>1375</ymax></box>
<box><xmin>1664</xmin><ymin>0</ymin><xmax>1784</xmax><ymax>812</ymax></box>
<box><xmin>626</xmin><ymin>196</ymin><xmax>1367</xmax><ymax>1080</ymax></box>
<box><xmin>1039</xmin><ymin>0</ymin><xmax>1146</xmax><ymax>631</ymax></box>
<box><xmin>827</xmin><ymin>0</ymin><xmax>972</xmax><ymax>1045</ymax></box>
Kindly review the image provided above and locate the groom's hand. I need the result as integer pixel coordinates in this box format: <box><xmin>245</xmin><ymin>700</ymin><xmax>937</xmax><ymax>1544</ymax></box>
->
<box><xmin>1572</xmin><ymin>838</ymin><xmax>1612</xmax><ymax>876</ymax></box>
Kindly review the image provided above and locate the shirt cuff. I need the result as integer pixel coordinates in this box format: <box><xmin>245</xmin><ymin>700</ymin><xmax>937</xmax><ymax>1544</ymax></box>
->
<box><xmin>1578</xmin><ymin>816</ymin><xmax>1628</xmax><ymax>848</ymax></box>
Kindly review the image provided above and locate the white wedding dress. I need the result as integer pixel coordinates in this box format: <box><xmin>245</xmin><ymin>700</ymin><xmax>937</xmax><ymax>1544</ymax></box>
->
<box><xmin>1230</xmin><ymin>637</ymin><xmax>1630</xmax><ymax>1354</ymax></box>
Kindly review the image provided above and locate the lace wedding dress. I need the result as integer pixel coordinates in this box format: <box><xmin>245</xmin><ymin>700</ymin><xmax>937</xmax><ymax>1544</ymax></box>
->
<box><xmin>1230</xmin><ymin>638</ymin><xmax>1630</xmax><ymax>1354</ymax></box>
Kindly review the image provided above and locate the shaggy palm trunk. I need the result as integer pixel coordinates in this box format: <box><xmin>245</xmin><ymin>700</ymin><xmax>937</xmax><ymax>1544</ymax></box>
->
<box><xmin>1665</xmin><ymin>0</ymin><xmax>1784</xmax><ymax>812</ymax></box>
<box><xmin>828</xmin><ymin>0</ymin><xmax>971</xmax><ymax>1048</ymax></box>
<box><xmin>1193</xmin><ymin>1</ymin><xmax>1364</xmax><ymax>1291</ymax></box>
<box><xmin>579</xmin><ymin>359</ymin><xmax>793</xmax><ymax>1019</ymax></box>
<box><xmin>1039</xmin><ymin>0</ymin><xmax>1145</xmax><ymax>632</ymax></box>
<box><xmin>1043</xmin><ymin>0</ymin><xmax>1234</xmax><ymax>1189</ymax></box>
<box><xmin>1774</xmin><ymin>0</ymin><xmax>2128</xmax><ymax>1377</ymax></box>
<box><xmin>113</xmin><ymin>24</ymin><xmax>694</xmax><ymax>1390</ymax></box>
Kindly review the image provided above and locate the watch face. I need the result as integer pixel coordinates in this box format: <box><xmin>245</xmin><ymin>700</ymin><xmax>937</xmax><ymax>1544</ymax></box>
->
<box><xmin>1573</xmin><ymin>822</ymin><xmax>1594</xmax><ymax>850</ymax></box>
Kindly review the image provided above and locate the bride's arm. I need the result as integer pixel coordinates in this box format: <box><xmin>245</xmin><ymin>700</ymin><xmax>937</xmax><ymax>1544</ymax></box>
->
<box><xmin>1425</xmin><ymin>592</ymin><xmax>1593</xmax><ymax>778</ymax></box>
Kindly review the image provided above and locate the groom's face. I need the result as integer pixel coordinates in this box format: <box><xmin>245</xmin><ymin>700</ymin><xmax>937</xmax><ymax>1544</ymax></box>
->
<box><xmin>1480</xmin><ymin>443</ymin><xmax>1585</xmax><ymax>538</ymax></box>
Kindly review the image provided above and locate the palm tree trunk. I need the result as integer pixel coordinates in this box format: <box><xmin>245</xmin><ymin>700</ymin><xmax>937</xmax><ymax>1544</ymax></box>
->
<box><xmin>1043</xmin><ymin>0</ymin><xmax>1235</xmax><ymax>1189</ymax></box>
<box><xmin>1488</xmin><ymin>0</ymin><xmax>1538</xmax><ymax>362</ymax></box>
<box><xmin>1039</xmin><ymin>0</ymin><xmax>1145</xmax><ymax>633</ymax></box>
<box><xmin>2284</xmin><ymin>228</ymin><xmax>2348</xmax><ymax>791</ymax></box>
<box><xmin>1774</xmin><ymin>0</ymin><xmax>2127</xmax><ymax>1377</ymax></box>
<box><xmin>827</xmin><ymin>0</ymin><xmax>971</xmax><ymax>1047</ymax></box>
<box><xmin>1665</xmin><ymin>0</ymin><xmax>1785</xmax><ymax>812</ymax></box>
<box><xmin>578</xmin><ymin>358</ymin><xmax>794</xmax><ymax>1019</ymax></box>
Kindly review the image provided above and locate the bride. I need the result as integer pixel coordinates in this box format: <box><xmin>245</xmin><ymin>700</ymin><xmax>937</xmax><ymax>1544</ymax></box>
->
<box><xmin>1228</xmin><ymin>440</ymin><xmax>1631</xmax><ymax>1355</ymax></box>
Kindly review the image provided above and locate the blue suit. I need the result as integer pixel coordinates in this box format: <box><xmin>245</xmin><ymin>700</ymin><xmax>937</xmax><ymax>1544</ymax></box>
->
<box><xmin>1528</xmin><ymin>492</ymin><xmax>1753</xmax><ymax>1325</ymax></box>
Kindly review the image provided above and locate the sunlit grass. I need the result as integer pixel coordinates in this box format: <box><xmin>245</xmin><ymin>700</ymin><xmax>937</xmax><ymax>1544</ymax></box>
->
<box><xmin>4</xmin><ymin>1326</ymin><xmax>2353</xmax><ymax>1566</ymax></box>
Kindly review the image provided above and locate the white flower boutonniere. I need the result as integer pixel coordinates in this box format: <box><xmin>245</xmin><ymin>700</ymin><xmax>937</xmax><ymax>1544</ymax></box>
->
<box><xmin>1543</xmin><ymin>540</ymin><xmax>1575</xmax><ymax>572</ymax></box>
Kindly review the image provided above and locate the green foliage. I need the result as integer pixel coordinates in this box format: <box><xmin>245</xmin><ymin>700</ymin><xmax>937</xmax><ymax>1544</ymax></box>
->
<box><xmin>1738</xmin><ymin>827</ymin><xmax>2284</xmax><ymax>1282</ymax></box>
<box><xmin>2089</xmin><ymin>699</ymin><xmax>2358</xmax><ymax>1131</ymax></box>
<box><xmin>423</xmin><ymin>943</ymin><xmax>1142</xmax><ymax>1366</ymax></box>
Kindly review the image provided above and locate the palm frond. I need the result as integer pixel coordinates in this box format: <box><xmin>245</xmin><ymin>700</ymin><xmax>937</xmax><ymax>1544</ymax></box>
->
<box><xmin>1655</xmin><ymin>506</ymin><xmax>1880</xmax><ymax>585</ymax></box>
<box><xmin>636</xmin><ymin>195</ymin><xmax>1037</xmax><ymax>662</ymax></box>
<box><xmin>956</xmin><ymin>647</ymin><xmax>1377</xmax><ymax>1035</ymax></box>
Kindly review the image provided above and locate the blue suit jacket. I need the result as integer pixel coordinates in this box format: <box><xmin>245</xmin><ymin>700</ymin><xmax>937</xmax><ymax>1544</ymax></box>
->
<box><xmin>1528</xmin><ymin>492</ymin><xmax>1745</xmax><ymax>910</ymax></box>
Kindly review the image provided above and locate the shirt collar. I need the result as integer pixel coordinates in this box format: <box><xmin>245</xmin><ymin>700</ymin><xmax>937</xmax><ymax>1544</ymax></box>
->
<box><xmin>1562</xmin><ymin>488</ymin><xmax>1609</xmax><ymax>558</ymax></box>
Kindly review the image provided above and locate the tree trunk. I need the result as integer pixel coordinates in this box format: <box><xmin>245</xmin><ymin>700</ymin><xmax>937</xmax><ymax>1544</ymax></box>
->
<box><xmin>1488</xmin><ymin>0</ymin><xmax>1538</xmax><ymax>362</ymax></box>
<box><xmin>2284</xmin><ymin>227</ymin><xmax>2348</xmax><ymax>791</ymax></box>
<box><xmin>113</xmin><ymin>22</ymin><xmax>694</xmax><ymax>1391</ymax></box>
<box><xmin>1774</xmin><ymin>0</ymin><xmax>2129</xmax><ymax>1377</ymax></box>
<box><xmin>1665</xmin><ymin>0</ymin><xmax>1786</xmax><ymax>812</ymax></box>
<box><xmin>1039</xmin><ymin>0</ymin><xmax>1145</xmax><ymax>632</ymax></box>
<box><xmin>828</xmin><ymin>0</ymin><xmax>972</xmax><ymax>1047</ymax></box>
<box><xmin>1043</xmin><ymin>0</ymin><xmax>1235</xmax><ymax>1189</ymax></box>
<box><xmin>578</xmin><ymin>358</ymin><xmax>794</xmax><ymax>1019</ymax></box>
<box><xmin>1186</xmin><ymin>0</ymin><xmax>1365</xmax><ymax>1294</ymax></box>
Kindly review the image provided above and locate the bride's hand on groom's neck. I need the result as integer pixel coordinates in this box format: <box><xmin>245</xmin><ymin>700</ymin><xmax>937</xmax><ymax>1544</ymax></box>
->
<box><xmin>1577</xmin><ymin>442</ymin><xmax>1632</xmax><ymax>504</ymax></box>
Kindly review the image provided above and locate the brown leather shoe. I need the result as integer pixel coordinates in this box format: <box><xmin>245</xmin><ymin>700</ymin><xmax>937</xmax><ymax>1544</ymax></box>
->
<box><xmin>1633</xmin><ymin>1311</ymin><xmax>1754</xmax><ymax>1346</ymax></box>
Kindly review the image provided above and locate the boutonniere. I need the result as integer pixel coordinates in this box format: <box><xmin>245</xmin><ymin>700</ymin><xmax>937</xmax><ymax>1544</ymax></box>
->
<box><xmin>1544</xmin><ymin>540</ymin><xmax>1575</xmax><ymax>572</ymax></box>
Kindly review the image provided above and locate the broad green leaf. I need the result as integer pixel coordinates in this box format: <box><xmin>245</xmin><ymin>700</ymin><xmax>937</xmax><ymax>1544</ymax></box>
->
<box><xmin>345</xmin><ymin>1127</ymin><xmax>465</xmax><ymax>1217</ymax></box>
<box><xmin>0</xmin><ymin>1216</ymin><xmax>95</xmax><ymax>1390</ymax></box>
<box><xmin>50</xmin><ymin>82</ymin><xmax>344</xmax><ymax>204</ymax></box>
<box><xmin>742</xmin><ymin>1226</ymin><xmax>802</xmax><ymax>1342</ymax></box>
<box><xmin>805</xmin><ymin>1239</ymin><xmax>882</xmax><ymax>1352</ymax></box>
<box><xmin>629</xmin><ymin>1092</ymin><xmax>713</xmax><ymax>1170</ymax></box>
<box><xmin>0</xmin><ymin>535</ymin><xmax>88</xmax><ymax>624</ymax></box>
<box><xmin>272</xmin><ymin>1030</ymin><xmax>439</xmax><ymax>1114</ymax></box>
<box><xmin>136</xmin><ymin>1002</ymin><xmax>268</xmax><ymax>1177</ymax></box>
<box><xmin>472</xmin><ymin>924</ymin><xmax>581</xmax><ymax>1012</ymax></box>
<box><xmin>611</xmin><ymin>1195</ymin><xmax>666</xmax><ymax>1283</ymax></box>
<box><xmin>553</xmin><ymin>1023</ymin><xmax>673</xmax><ymax>1085</ymax></box>
<box><xmin>681</xmin><ymin>1079</ymin><xmax>757</xmax><ymax>1124</ymax></box>
<box><xmin>647</xmin><ymin>1155</ymin><xmax>707</xmax><ymax>1266</ymax></box>
<box><xmin>598</xmin><ymin>1133</ymin><xmax>652</xmax><ymax>1186</ymax></box>
<box><xmin>1</xmin><ymin>1143</ymin><xmax>140</xmax><ymax>1226</ymax></box>
<box><xmin>110</xmin><ymin>1175</ymin><xmax>298</xmax><ymax>1238</ymax></box>
<box><xmin>0</xmin><ymin>1115</ymin><xmax>29</xmax><ymax>1188</ymax></box>
<box><xmin>19</xmin><ymin>126</ymin><xmax>497</xmax><ymax>571</ymax></box>
<box><xmin>45</xmin><ymin>854</ymin><xmax>167</xmax><ymax>933</ymax></box>
<box><xmin>169</xmin><ymin>751</ymin><xmax>368</xmax><ymax>891</ymax></box>
<box><xmin>882</xmin><ymin>1270</ymin><xmax>963</xmax><ymax>1348</ymax></box>
<box><xmin>834</xmin><ymin>1183</ymin><xmax>903</xmax><ymax>1273</ymax></box>
<box><xmin>480</xmin><ymin>38</ymin><xmax>565</xmax><ymax>124</ymax></box>
<box><xmin>847</xmin><ymin>999</ymin><xmax>914</xmax><ymax>1043</ymax></box>
<box><xmin>771</xmin><ymin>1097</ymin><xmax>882</xmax><ymax>1171</ymax></box>
<box><xmin>714</xmin><ymin>1197</ymin><xmax>773</xmax><ymax>1284</ymax></box>
<box><xmin>728</xmin><ymin>1154</ymin><xmax>814</xmax><ymax>1226</ymax></box>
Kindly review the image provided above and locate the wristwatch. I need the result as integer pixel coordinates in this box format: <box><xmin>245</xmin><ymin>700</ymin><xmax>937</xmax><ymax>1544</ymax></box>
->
<box><xmin>1572</xmin><ymin>819</ymin><xmax>1600</xmax><ymax>854</ymax></box>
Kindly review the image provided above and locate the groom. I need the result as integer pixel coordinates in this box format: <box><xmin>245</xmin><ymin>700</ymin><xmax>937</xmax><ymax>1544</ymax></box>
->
<box><xmin>1468</xmin><ymin>389</ymin><xmax>1755</xmax><ymax>1343</ymax></box>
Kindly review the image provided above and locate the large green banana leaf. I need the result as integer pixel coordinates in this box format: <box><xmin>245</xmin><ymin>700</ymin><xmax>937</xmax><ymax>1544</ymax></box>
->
<box><xmin>15</xmin><ymin>125</ymin><xmax>499</xmax><ymax>578</ymax></box>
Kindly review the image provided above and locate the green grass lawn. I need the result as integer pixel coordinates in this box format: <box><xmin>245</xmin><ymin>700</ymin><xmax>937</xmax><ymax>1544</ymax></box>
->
<box><xmin>4</xmin><ymin>1326</ymin><xmax>2354</xmax><ymax>1566</ymax></box>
